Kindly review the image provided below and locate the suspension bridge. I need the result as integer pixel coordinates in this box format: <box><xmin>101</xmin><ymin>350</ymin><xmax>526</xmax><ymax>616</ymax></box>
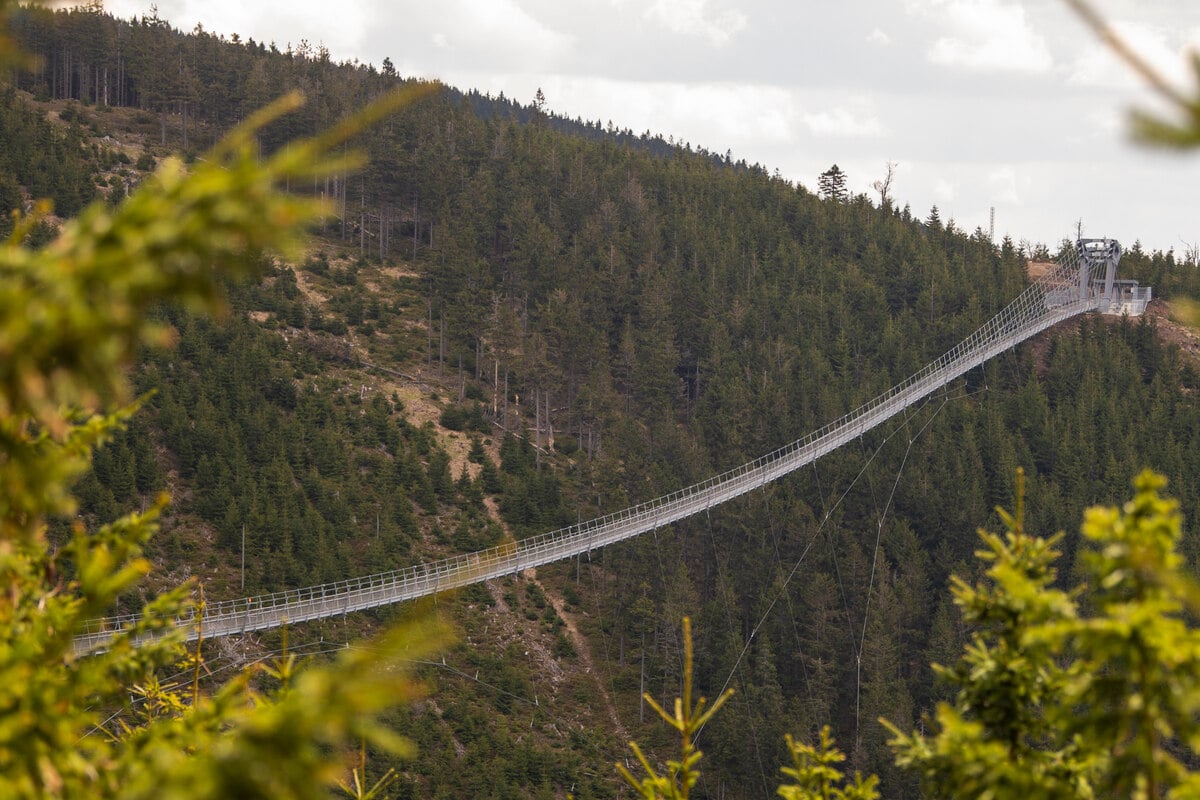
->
<box><xmin>73</xmin><ymin>238</ymin><xmax>1150</xmax><ymax>655</ymax></box>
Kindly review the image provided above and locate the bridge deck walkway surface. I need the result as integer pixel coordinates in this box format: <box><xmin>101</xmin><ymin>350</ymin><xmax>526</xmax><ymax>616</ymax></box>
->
<box><xmin>73</xmin><ymin>251</ymin><xmax>1106</xmax><ymax>654</ymax></box>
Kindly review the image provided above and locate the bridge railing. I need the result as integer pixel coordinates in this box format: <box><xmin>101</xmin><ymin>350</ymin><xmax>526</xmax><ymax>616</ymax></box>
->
<box><xmin>74</xmin><ymin>245</ymin><xmax>1100</xmax><ymax>654</ymax></box>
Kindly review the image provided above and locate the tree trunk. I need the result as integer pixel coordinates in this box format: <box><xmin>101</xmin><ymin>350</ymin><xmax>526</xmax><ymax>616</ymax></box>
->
<box><xmin>439</xmin><ymin>315</ymin><xmax>445</xmax><ymax>372</ymax></box>
<box><xmin>380</xmin><ymin>207</ymin><xmax>387</xmax><ymax>259</ymax></box>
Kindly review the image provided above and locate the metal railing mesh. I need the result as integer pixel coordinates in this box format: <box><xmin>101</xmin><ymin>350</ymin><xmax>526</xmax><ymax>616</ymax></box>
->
<box><xmin>74</xmin><ymin>245</ymin><xmax>1098</xmax><ymax>654</ymax></box>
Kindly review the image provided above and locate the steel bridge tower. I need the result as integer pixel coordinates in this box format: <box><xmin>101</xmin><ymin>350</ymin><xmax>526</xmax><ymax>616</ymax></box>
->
<box><xmin>1078</xmin><ymin>238</ymin><xmax>1151</xmax><ymax>316</ymax></box>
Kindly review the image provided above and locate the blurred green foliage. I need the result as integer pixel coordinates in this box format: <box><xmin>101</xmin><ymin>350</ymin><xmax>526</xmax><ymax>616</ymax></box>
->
<box><xmin>0</xmin><ymin>5</ymin><xmax>453</xmax><ymax>794</ymax></box>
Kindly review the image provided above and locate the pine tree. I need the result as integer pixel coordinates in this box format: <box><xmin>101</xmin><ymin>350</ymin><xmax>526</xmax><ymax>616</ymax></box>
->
<box><xmin>817</xmin><ymin>164</ymin><xmax>847</xmax><ymax>203</ymax></box>
<box><xmin>887</xmin><ymin>470</ymin><xmax>1200</xmax><ymax>799</ymax></box>
<box><xmin>0</xmin><ymin>14</ymin><xmax>451</xmax><ymax>792</ymax></box>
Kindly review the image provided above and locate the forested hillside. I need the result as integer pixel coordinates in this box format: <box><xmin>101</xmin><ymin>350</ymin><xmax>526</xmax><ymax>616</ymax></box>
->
<box><xmin>8</xmin><ymin>6</ymin><xmax>1200</xmax><ymax>798</ymax></box>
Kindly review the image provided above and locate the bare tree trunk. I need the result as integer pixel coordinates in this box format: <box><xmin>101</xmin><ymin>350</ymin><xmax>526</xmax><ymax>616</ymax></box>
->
<box><xmin>412</xmin><ymin>197</ymin><xmax>419</xmax><ymax>262</ymax></box>
<box><xmin>639</xmin><ymin>635</ymin><xmax>645</xmax><ymax>723</ymax></box>
<box><xmin>439</xmin><ymin>315</ymin><xmax>446</xmax><ymax>372</ymax></box>
<box><xmin>339</xmin><ymin>170</ymin><xmax>347</xmax><ymax>240</ymax></box>
<box><xmin>321</xmin><ymin>174</ymin><xmax>328</xmax><ymax>234</ymax></box>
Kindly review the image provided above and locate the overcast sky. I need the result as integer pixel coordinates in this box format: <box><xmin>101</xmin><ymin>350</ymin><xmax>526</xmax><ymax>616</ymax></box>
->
<box><xmin>104</xmin><ymin>0</ymin><xmax>1199</xmax><ymax>254</ymax></box>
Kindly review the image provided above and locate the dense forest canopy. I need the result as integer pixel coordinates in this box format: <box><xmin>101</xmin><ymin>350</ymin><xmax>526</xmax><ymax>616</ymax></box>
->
<box><xmin>6</xmin><ymin>5</ymin><xmax>1200</xmax><ymax>797</ymax></box>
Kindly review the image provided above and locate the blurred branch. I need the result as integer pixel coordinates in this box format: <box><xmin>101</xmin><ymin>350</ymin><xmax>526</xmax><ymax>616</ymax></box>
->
<box><xmin>1064</xmin><ymin>0</ymin><xmax>1200</xmax><ymax>150</ymax></box>
<box><xmin>1064</xmin><ymin>0</ymin><xmax>1187</xmax><ymax>106</ymax></box>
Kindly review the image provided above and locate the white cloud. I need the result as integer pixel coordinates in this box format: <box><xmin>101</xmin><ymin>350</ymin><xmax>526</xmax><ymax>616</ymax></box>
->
<box><xmin>802</xmin><ymin>105</ymin><xmax>883</xmax><ymax>138</ymax></box>
<box><xmin>638</xmin><ymin>0</ymin><xmax>748</xmax><ymax>47</ymax></box>
<box><xmin>1082</xmin><ymin>106</ymin><xmax>1124</xmax><ymax>137</ymax></box>
<box><xmin>934</xmin><ymin>177</ymin><xmax>956</xmax><ymax>203</ymax></box>
<box><xmin>867</xmin><ymin>28</ymin><xmax>892</xmax><ymax>46</ymax></box>
<box><xmin>459</xmin><ymin>74</ymin><xmax>795</xmax><ymax>149</ymax></box>
<box><xmin>1067</xmin><ymin>20</ymin><xmax>1194</xmax><ymax>90</ymax></box>
<box><xmin>430</xmin><ymin>0</ymin><xmax>574</xmax><ymax>66</ymax></box>
<box><xmin>108</xmin><ymin>0</ymin><xmax>370</xmax><ymax>58</ymax></box>
<box><xmin>909</xmin><ymin>0</ymin><xmax>1053</xmax><ymax>73</ymax></box>
<box><xmin>986</xmin><ymin>165</ymin><xmax>1020</xmax><ymax>205</ymax></box>
<box><xmin>571</xmin><ymin>78</ymin><xmax>793</xmax><ymax>144</ymax></box>
<box><xmin>112</xmin><ymin>0</ymin><xmax>575</xmax><ymax>70</ymax></box>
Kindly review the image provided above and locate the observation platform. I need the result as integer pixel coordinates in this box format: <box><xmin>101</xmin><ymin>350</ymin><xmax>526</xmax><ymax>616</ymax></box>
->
<box><xmin>1077</xmin><ymin>238</ymin><xmax>1151</xmax><ymax>316</ymax></box>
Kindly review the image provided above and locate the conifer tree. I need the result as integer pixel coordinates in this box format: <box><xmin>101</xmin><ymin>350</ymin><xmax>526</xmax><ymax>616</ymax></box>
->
<box><xmin>817</xmin><ymin>164</ymin><xmax>847</xmax><ymax>203</ymax></box>
<box><xmin>0</xmin><ymin>11</ymin><xmax>451</xmax><ymax>795</ymax></box>
<box><xmin>886</xmin><ymin>470</ymin><xmax>1200</xmax><ymax>799</ymax></box>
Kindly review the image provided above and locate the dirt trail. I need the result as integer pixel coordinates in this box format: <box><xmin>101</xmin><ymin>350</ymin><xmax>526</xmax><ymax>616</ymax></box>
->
<box><xmin>271</xmin><ymin>258</ymin><xmax>630</xmax><ymax>741</ymax></box>
<box><xmin>530</xmin><ymin>568</ymin><xmax>631</xmax><ymax>746</ymax></box>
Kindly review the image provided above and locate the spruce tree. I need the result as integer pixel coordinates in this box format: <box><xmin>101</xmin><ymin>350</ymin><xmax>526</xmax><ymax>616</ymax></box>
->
<box><xmin>817</xmin><ymin>163</ymin><xmax>847</xmax><ymax>203</ymax></box>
